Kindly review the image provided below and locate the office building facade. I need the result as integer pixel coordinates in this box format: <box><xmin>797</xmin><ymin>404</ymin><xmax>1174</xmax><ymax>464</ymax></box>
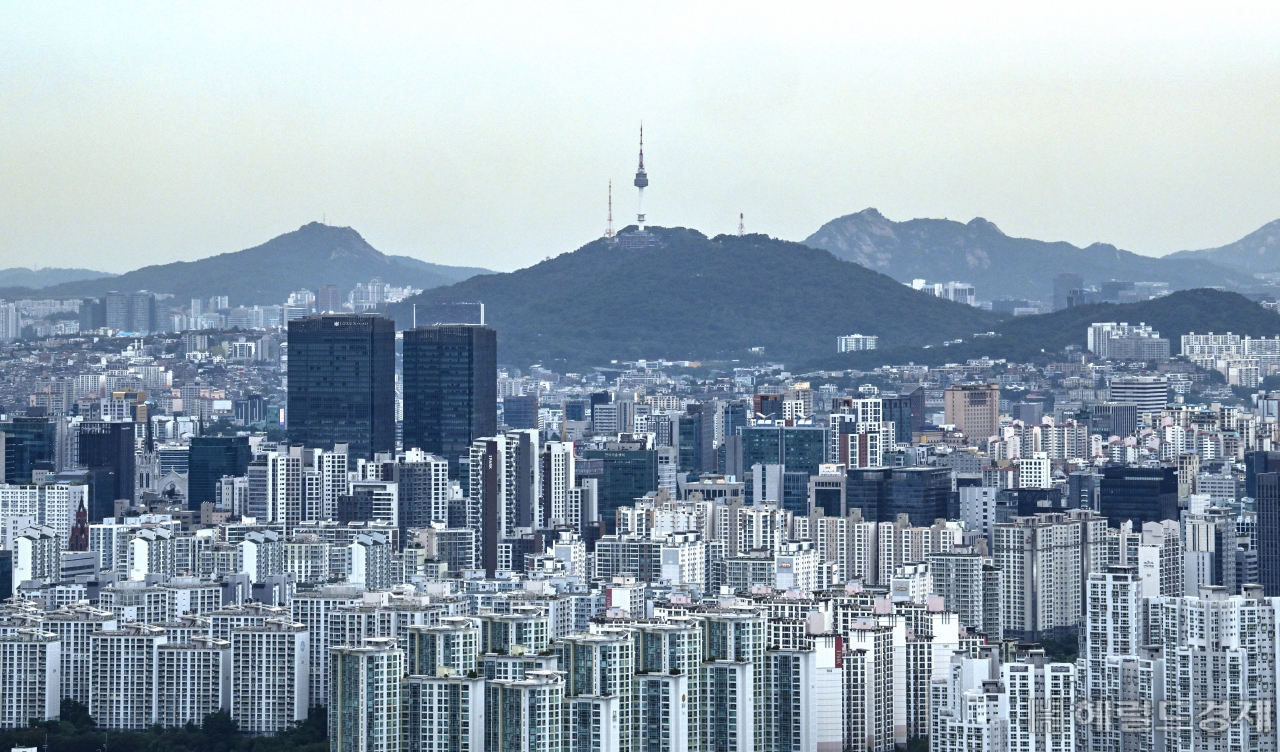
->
<box><xmin>287</xmin><ymin>315</ymin><xmax>396</xmax><ymax>461</ymax></box>
<box><xmin>402</xmin><ymin>325</ymin><xmax>498</xmax><ymax>479</ymax></box>
<box><xmin>188</xmin><ymin>435</ymin><xmax>252</xmax><ymax>511</ymax></box>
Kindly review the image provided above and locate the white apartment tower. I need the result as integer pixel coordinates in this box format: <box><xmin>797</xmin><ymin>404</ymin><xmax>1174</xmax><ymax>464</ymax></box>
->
<box><xmin>761</xmin><ymin>634</ymin><xmax>845</xmax><ymax>752</ymax></box>
<box><xmin>542</xmin><ymin>440</ymin><xmax>575</xmax><ymax>526</ymax></box>
<box><xmin>14</xmin><ymin>525</ymin><xmax>61</xmax><ymax>583</ymax></box>
<box><xmin>290</xmin><ymin>585</ymin><xmax>364</xmax><ymax>707</ymax></box>
<box><xmin>404</xmin><ymin>675</ymin><xmax>485</xmax><ymax>752</ymax></box>
<box><xmin>89</xmin><ymin>624</ymin><xmax>167</xmax><ymax>729</ymax></box>
<box><xmin>39</xmin><ymin>605</ymin><xmax>117</xmax><ymax>704</ymax></box>
<box><xmin>230</xmin><ymin>619</ymin><xmax>310</xmax><ymax>734</ymax></box>
<box><xmin>0</xmin><ymin>628</ymin><xmax>61</xmax><ymax>727</ymax></box>
<box><xmin>993</xmin><ymin>512</ymin><xmax>1107</xmax><ymax>641</ymax></box>
<box><xmin>330</xmin><ymin>638</ymin><xmax>403</xmax><ymax>752</ymax></box>
<box><xmin>483</xmin><ymin>670</ymin><xmax>564</xmax><ymax>752</ymax></box>
<box><xmin>1002</xmin><ymin>658</ymin><xmax>1076</xmax><ymax>752</ymax></box>
<box><xmin>156</xmin><ymin>636</ymin><xmax>232</xmax><ymax>728</ymax></box>
<box><xmin>405</xmin><ymin>617</ymin><xmax>480</xmax><ymax>676</ymax></box>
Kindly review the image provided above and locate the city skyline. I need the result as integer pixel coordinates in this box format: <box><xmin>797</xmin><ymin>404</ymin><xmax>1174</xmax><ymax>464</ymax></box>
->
<box><xmin>4</xmin><ymin>6</ymin><xmax>1280</xmax><ymax>752</ymax></box>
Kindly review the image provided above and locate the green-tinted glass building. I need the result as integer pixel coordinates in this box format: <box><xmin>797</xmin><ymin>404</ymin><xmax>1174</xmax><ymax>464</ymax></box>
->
<box><xmin>582</xmin><ymin>448</ymin><xmax>658</xmax><ymax>534</ymax></box>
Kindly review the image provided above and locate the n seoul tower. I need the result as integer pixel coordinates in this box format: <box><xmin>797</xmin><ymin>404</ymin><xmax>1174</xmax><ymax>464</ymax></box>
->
<box><xmin>634</xmin><ymin>124</ymin><xmax>649</xmax><ymax>231</ymax></box>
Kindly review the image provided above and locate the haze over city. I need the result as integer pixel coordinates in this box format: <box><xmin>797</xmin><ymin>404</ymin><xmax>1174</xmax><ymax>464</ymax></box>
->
<box><xmin>4</xmin><ymin>2</ymin><xmax>1280</xmax><ymax>272</ymax></box>
<box><xmin>8</xmin><ymin>6</ymin><xmax>1280</xmax><ymax>752</ymax></box>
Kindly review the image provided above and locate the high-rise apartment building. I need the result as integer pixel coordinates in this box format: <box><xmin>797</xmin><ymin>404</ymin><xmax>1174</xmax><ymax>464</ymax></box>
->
<box><xmin>405</xmin><ymin>618</ymin><xmax>480</xmax><ymax>676</ymax></box>
<box><xmin>330</xmin><ymin>638</ymin><xmax>402</xmax><ymax>752</ymax></box>
<box><xmin>103</xmin><ymin>291</ymin><xmax>157</xmax><ymax>333</ymax></box>
<box><xmin>761</xmin><ymin>636</ymin><xmax>845</xmax><ymax>752</ymax></box>
<box><xmin>483</xmin><ymin>671</ymin><xmax>564</xmax><ymax>752</ymax></box>
<box><xmin>39</xmin><ymin>605</ymin><xmax>117</xmax><ymax>704</ymax></box>
<box><xmin>287</xmin><ymin>314</ymin><xmax>396</xmax><ymax>461</ymax></box>
<box><xmin>89</xmin><ymin>624</ymin><xmax>167</xmax><ymax>729</ymax></box>
<box><xmin>402</xmin><ymin>325</ymin><xmax>498</xmax><ymax>479</ymax></box>
<box><xmin>230</xmin><ymin>619</ymin><xmax>310</xmax><ymax>734</ymax></box>
<box><xmin>156</xmin><ymin>636</ymin><xmax>232</xmax><ymax>728</ymax></box>
<box><xmin>390</xmin><ymin>449</ymin><xmax>452</xmax><ymax>531</ymax></box>
<box><xmin>540</xmin><ymin>441</ymin><xmax>576</xmax><ymax>528</ymax></box>
<box><xmin>927</xmin><ymin>550</ymin><xmax>1003</xmax><ymax>641</ymax></box>
<box><xmin>468</xmin><ymin>430</ymin><xmax>540</xmax><ymax>575</ymax></box>
<box><xmin>403</xmin><ymin>674</ymin><xmax>485</xmax><ymax>752</ymax></box>
<box><xmin>290</xmin><ymin>585</ymin><xmax>364</xmax><ymax>707</ymax></box>
<box><xmin>555</xmin><ymin>633</ymin><xmax>634</xmax><ymax>751</ymax></box>
<box><xmin>0</xmin><ymin>628</ymin><xmax>61</xmax><ymax>727</ymax></box>
<box><xmin>992</xmin><ymin>511</ymin><xmax>1108</xmax><ymax>641</ymax></box>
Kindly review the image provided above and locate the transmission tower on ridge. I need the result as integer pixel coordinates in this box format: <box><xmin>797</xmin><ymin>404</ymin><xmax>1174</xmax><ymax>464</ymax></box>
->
<box><xmin>605</xmin><ymin>181</ymin><xmax>614</xmax><ymax>239</ymax></box>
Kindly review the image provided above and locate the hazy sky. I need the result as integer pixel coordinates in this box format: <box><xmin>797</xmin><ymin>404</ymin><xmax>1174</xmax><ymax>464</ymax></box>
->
<box><xmin>3</xmin><ymin>2</ymin><xmax>1279</xmax><ymax>273</ymax></box>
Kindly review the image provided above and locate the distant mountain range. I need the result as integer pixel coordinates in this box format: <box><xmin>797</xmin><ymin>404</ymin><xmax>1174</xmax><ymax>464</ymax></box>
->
<box><xmin>1164</xmin><ymin>219</ymin><xmax>1280</xmax><ymax>275</ymax></box>
<box><xmin>0</xmin><ymin>223</ymin><xmax>490</xmax><ymax>305</ymax></box>
<box><xmin>803</xmin><ymin>209</ymin><xmax>1266</xmax><ymax>300</ymax></box>
<box><xmin>807</xmin><ymin>288</ymin><xmax>1280</xmax><ymax>370</ymax></box>
<box><xmin>386</xmin><ymin>226</ymin><xmax>1000</xmax><ymax>367</ymax></box>
<box><xmin>0</xmin><ymin>267</ymin><xmax>115</xmax><ymax>289</ymax></box>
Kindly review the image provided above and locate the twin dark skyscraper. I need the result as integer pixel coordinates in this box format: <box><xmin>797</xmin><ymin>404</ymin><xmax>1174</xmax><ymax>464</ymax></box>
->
<box><xmin>286</xmin><ymin>314</ymin><xmax>497</xmax><ymax>477</ymax></box>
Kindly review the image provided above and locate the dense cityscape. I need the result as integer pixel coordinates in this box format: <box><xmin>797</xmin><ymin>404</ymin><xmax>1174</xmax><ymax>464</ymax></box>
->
<box><xmin>4</xmin><ymin>183</ymin><xmax>1280</xmax><ymax>752</ymax></box>
<box><xmin>5</xmin><ymin>7</ymin><xmax>1280</xmax><ymax>752</ymax></box>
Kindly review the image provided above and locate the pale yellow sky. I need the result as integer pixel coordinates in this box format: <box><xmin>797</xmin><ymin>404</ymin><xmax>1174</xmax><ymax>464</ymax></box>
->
<box><xmin>2</xmin><ymin>1</ymin><xmax>1279</xmax><ymax>273</ymax></box>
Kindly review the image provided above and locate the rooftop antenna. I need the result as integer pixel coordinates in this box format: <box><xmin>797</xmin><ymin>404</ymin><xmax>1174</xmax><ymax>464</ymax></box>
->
<box><xmin>738</xmin><ymin>213</ymin><xmax>744</xmax><ymax>237</ymax></box>
<box><xmin>605</xmin><ymin>181</ymin><xmax>614</xmax><ymax>239</ymax></box>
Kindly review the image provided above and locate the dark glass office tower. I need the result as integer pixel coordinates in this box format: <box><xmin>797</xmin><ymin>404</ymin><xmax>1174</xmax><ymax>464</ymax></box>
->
<box><xmin>677</xmin><ymin>410</ymin><xmax>702</xmax><ymax>472</ymax></box>
<box><xmin>1099</xmin><ymin>465</ymin><xmax>1178</xmax><ymax>527</ymax></box>
<box><xmin>734</xmin><ymin>424</ymin><xmax>827</xmax><ymax>514</ymax></box>
<box><xmin>188</xmin><ymin>435</ymin><xmax>252</xmax><ymax>510</ymax></box>
<box><xmin>1246</xmin><ymin>451</ymin><xmax>1280</xmax><ymax>499</ymax></box>
<box><xmin>1257</xmin><ymin>473</ymin><xmax>1280</xmax><ymax>596</ymax></box>
<box><xmin>78</xmin><ymin>421</ymin><xmax>136</xmax><ymax>520</ymax></box>
<box><xmin>503</xmin><ymin>395</ymin><xmax>539</xmax><ymax>429</ymax></box>
<box><xmin>846</xmin><ymin>466</ymin><xmax>951</xmax><ymax>525</ymax></box>
<box><xmin>582</xmin><ymin>448</ymin><xmax>658</xmax><ymax>535</ymax></box>
<box><xmin>402</xmin><ymin>325</ymin><xmax>497</xmax><ymax>478</ymax></box>
<box><xmin>287</xmin><ymin>314</ymin><xmax>396</xmax><ymax>461</ymax></box>
<box><xmin>882</xmin><ymin>395</ymin><xmax>915</xmax><ymax>445</ymax></box>
<box><xmin>0</xmin><ymin>417</ymin><xmax>57</xmax><ymax>483</ymax></box>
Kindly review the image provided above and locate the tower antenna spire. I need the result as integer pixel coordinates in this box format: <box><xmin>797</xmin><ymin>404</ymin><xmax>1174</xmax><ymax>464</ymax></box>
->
<box><xmin>605</xmin><ymin>181</ymin><xmax>614</xmax><ymax>239</ymax></box>
<box><xmin>633</xmin><ymin>122</ymin><xmax>648</xmax><ymax>231</ymax></box>
<box><xmin>738</xmin><ymin>213</ymin><xmax>744</xmax><ymax>237</ymax></box>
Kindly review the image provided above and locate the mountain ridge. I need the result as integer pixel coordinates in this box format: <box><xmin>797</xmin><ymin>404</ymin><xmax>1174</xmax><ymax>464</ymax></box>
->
<box><xmin>806</xmin><ymin>288</ymin><xmax>1280</xmax><ymax>370</ymax></box>
<box><xmin>6</xmin><ymin>223</ymin><xmax>491</xmax><ymax>305</ymax></box>
<box><xmin>385</xmin><ymin>227</ymin><xmax>1002</xmax><ymax>368</ymax></box>
<box><xmin>803</xmin><ymin>209</ymin><xmax>1258</xmax><ymax>299</ymax></box>
<box><xmin>0</xmin><ymin>267</ymin><xmax>115</xmax><ymax>289</ymax></box>
<box><xmin>1164</xmin><ymin>219</ymin><xmax>1280</xmax><ymax>274</ymax></box>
